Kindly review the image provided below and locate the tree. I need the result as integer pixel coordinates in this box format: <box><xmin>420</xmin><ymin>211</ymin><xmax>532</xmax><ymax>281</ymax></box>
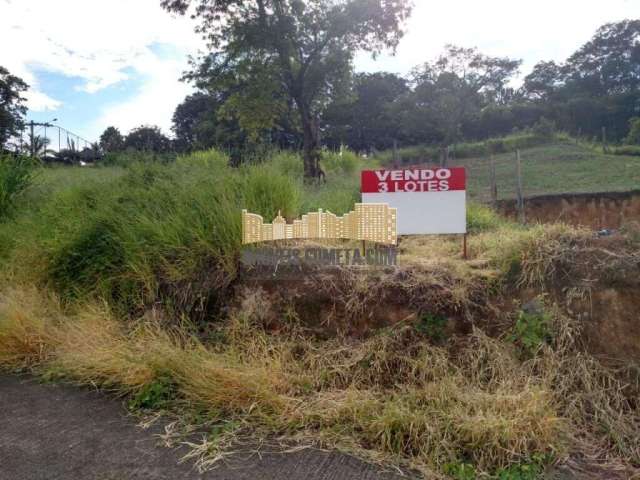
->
<box><xmin>172</xmin><ymin>91</ymin><xmax>254</xmax><ymax>153</ymax></box>
<box><xmin>564</xmin><ymin>19</ymin><xmax>640</xmax><ymax>96</ymax></box>
<box><xmin>161</xmin><ymin>0</ymin><xmax>413</xmax><ymax>179</ymax></box>
<box><xmin>323</xmin><ymin>72</ymin><xmax>409</xmax><ymax>152</ymax></box>
<box><xmin>523</xmin><ymin>61</ymin><xmax>563</xmax><ymax>100</ymax></box>
<box><xmin>124</xmin><ymin>125</ymin><xmax>172</xmax><ymax>153</ymax></box>
<box><xmin>173</xmin><ymin>92</ymin><xmax>219</xmax><ymax>152</ymax></box>
<box><xmin>625</xmin><ymin>117</ymin><xmax>640</xmax><ymax>144</ymax></box>
<box><xmin>408</xmin><ymin>45</ymin><xmax>521</xmax><ymax>144</ymax></box>
<box><xmin>26</xmin><ymin>133</ymin><xmax>54</xmax><ymax>159</ymax></box>
<box><xmin>99</xmin><ymin>127</ymin><xmax>124</xmax><ymax>153</ymax></box>
<box><xmin>0</xmin><ymin>66</ymin><xmax>29</xmax><ymax>150</ymax></box>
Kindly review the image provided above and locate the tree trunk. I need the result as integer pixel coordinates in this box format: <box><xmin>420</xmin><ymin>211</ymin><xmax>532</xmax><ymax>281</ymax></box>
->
<box><xmin>299</xmin><ymin>104</ymin><xmax>321</xmax><ymax>180</ymax></box>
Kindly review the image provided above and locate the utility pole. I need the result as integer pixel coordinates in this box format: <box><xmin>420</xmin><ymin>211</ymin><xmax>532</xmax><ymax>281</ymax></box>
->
<box><xmin>25</xmin><ymin>119</ymin><xmax>58</xmax><ymax>157</ymax></box>
<box><xmin>29</xmin><ymin>121</ymin><xmax>35</xmax><ymax>157</ymax></box>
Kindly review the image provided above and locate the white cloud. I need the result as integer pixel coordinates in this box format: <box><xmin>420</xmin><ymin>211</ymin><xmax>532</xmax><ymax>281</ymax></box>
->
<box><xmin>2</xmin><ymin>0</ymin><xmax>640</xmax><ymax>138</ymax></box>
<box><xmin>91</xmin><ymin>52</ymin><xmax>193</xmax><ymax>138</ymax></box>
<box><xmin>0</xmin><ymin>0</ymin><xmax>203</xmax><ymax>133</ymax></box>
<box><xmin>24</xmin><ymin>90</ymin><xmax>62</xmax><ymax>112</ymax></box>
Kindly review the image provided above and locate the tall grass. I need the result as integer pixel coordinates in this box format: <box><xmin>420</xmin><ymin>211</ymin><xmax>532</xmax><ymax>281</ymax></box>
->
<box><xmin>0</xmin><ymin>154</ymin><xmax>36</xmax><ymax>220</ymax></box>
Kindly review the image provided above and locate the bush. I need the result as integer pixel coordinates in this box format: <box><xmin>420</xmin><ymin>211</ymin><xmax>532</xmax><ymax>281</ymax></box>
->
<box><xmin>511</xmin><ymin>310</ymin><xmax>552</xmax><ymax>357</ymax></box>
<box><xmin>611</xmin><ymin>145</ymin><xmax>640</xmax><ymax>156</ymax></box>
<box><xmin>0</xmin><ymin>154</ymin><xmax>36</xmax><ymax>219</ymax></box>
<box><xmin>375</xmin><ymin>132</ymin><xmax>560</xmax><ymax>166</ymax></box>
<box><xmin>321</xmin><ymin>149</ymin><xmax>360</xmax><ymax>175</ymax></box>
<box><xmin>531</xmin><ymin>117</ymin><xmax>557</xmax><ymax>139</ymax></box>
<box><xmin>624</xmin><ymin>117</ymin><xmax>640</xmax><ymax>145</ymax></box>
<box><xmin>241</xmin><ymin>163</ymin><xmax>301</xmax><ymax>220</ymax></box>
<box><xmin>467</xmin><ymin>203</ymin><xmax>505</xmax><ymax>233</ymax></box>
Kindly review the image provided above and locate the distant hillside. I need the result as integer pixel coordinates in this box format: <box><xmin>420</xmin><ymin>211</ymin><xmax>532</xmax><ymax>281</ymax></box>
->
<box><xmin>459</xmin><ymin>143</ymin><xmax>640</xmax><ymax>202</ymax></box>
<box><xmin>375</xmin><ymin>140</ymin><xmax>640</xmax><ymax>202</ymax></box>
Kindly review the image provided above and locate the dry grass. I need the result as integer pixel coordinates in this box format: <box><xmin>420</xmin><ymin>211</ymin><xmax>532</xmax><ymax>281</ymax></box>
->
<box><xmin>0</xmin><ymin>223</ymin><xmax>638</xmax><ymax>478</ymax></box>
<box><xmin>2</xmin><ymin>285</ymin><xmax>638</xmax><ymax>478</ymax></box>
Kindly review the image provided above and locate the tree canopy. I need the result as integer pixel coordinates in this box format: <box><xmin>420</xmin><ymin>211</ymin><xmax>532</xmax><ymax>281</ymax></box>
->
<box><xmin>161</xmin><ymin>0</ymin><xmax>413</xmax><ymax>178</ymax></box>
<box><xmin>99</xmin><ymin>127</ymin><xmax>125</xmax><ymax>153</ymax></box>
<box><xmin>124</xmin><ymin>125</ymin><xmax>172</xmax><ymax>153</ymax></box>
<box><xmin>0</xmin><ymin>66</ymin><xmax>29</xmax><ymax>150</ymax></box>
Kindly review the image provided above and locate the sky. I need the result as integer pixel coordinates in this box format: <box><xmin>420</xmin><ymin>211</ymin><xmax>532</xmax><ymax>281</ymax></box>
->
<box><xmin>2</xmin><ymin>0</ymin><xmax>640</xmax><ymax>143</ymax></box>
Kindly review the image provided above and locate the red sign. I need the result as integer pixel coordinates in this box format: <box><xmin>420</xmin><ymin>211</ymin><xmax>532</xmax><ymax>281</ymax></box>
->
<box><xmin>361</xmin><ymin>168</ymin><xmax>466</xmax><ymax>194</ymax></box>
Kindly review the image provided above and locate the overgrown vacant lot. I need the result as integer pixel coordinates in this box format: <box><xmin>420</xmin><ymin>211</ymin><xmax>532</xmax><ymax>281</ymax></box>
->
<box><xmin>0</xmin><ymin>147</ymin><xmax>639</xmax><ymax>479</ymax></box>
<box><xmin>27</xmin><ymin>137</ymin><xmax>640</xmax><ymax>206</ymax></box>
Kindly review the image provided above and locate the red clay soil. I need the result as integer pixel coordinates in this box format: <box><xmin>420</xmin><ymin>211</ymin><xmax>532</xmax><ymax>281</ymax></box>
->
<box><xmin>497</xmin><ymin>190</ymin><xmax>640</xmax><ymax>230</ymax></box>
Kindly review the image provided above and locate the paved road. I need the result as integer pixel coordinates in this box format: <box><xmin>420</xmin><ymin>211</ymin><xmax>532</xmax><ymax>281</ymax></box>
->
<box><xmin>0</xmin><ymin>375</ymin><xmax>405</xmax><ymax>480</ymax></box>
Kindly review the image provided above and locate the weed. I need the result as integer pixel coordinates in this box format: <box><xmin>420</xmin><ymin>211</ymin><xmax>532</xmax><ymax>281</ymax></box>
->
<box><xmin>0</xmin><ymin>154</ymin><xmax>36</xmax><ymax>219</ymax></box>
<box><xmin>444</xmin><ymin>462</ymin><xmax>477</xmax><ymax>479</ymax></box>
<box><xmin>511</xmin><ymin>311</ymin><xmax>552</xmax><ymax>356</ymax></box>
<box><xmin>415</xmin><ymin>313</ymin><xmax>448</xmax><ymax>343</ymax></box>
<box><xmin>129</xmin><ymin>376</ymin><xmax>176</xmax><ymax>410</ymax></box>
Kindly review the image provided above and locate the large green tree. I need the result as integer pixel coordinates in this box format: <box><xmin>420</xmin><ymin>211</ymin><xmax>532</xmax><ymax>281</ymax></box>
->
<box><xmin>406</xmin><ymin>45</ymin><xmax>521</xmax><ymax>145</ymax></box>
<box><xmin>564</xmin><ymin>19</ymin><xmax>640</xmax><ymax>96</ymax></box>
<box><xmin>0</xmin><ymin>66</ymin><xmax>29</xmax><ymax>150</ymax></box>
<box><xmin>124</xmin><ymin>125</ymin><xmax>172</xmax><ymax>153</ymax></box>
<box><xmin>99</xmin><ymin>126</ymin><xmax>125</xmax><ymax>153</ymax></box>
<box><xmin>323</xmin><ymin>72</ymin><xmax>409</xmax><ymax>152</ymax></box>
<box><xmin>161</xmin><ymin>0</ymin><xmax>413</xmax><ymax>179</ymax></box>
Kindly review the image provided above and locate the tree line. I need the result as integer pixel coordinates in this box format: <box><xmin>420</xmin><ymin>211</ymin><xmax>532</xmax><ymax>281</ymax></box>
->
<box><xmin>2</xmin><ymin>0</ymin><xmax>640</xmax><ymax>179</ymax></box>
<box><xmin>165</xmin><ymin>15</ymin><xmax>640</xmax><ymax>165</ymax></box>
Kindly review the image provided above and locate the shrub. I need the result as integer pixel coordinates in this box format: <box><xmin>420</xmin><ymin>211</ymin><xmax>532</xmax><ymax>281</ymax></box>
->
<box><xmin>0</xmin><ymin>154</ymin><xmax>36</xmax><ymax>219</ymax></box>
<box><xmin>128</xmin><ymin>376</ymin><xmax>176</xmax><ymax>410</ymax></box>
<box><xmin>467</xmin><ymin>203</ymin><xmax>504</xmax><ymax>233</ymax></box>
<box><xmin>611</xmin><ymin>145</ymin><xmax>640</xmax><ymax>156</ymax></box>
<box><xmin>321</xmin><ymin>149</ymin><xmax>360</xmax><ymax>175</ymax></box>
<box><xmin>241</xmin><ymin>163</ymin><xmax>301</xmax><ymax>220</ymax></box>
<box><xmin>531</xmin><ymin>117</ymin><xmax>557</xmax><ymax>139</ymax></box>
<box><xmin>374</xmin><ymin>132</ymin><xmax>560</xmax><ymax>166</ymax></box>
<box><xmin>624</xmin><ymin>117</ymin><xmax>640</xmax><ymax>145</ymax></box>
<box><xmin>415</xmin><ymin>313</ymin><xmax>448</xmax><ymax>343</ymax></box>
<box><xmin>511</xmin><ymin>310</ymin><xmax>552</xmax><ymax>357</ymax></box>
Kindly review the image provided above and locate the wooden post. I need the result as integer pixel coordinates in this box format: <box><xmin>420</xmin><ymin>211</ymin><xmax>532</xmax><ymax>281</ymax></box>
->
<box><xmin>463</xmin><ymin>234</ymin><xmax>468</xmax><ymax>260</ymax></box>
<box><xmin>516</xmin><ymin>149</ymin><xmax>525</xmax><ymax>224</ymax></box>
<box><xmin>602</xmin><ymin>126</ymin><xmax>607</xmax><ymax>153</ymax></box>
<box><xmin>489</xmin><ymin>154</ymin><xmax>497</xmax><ymax>207</ymax></box>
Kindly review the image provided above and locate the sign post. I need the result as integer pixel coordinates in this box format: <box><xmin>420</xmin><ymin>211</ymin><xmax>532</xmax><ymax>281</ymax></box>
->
<box><xmin>361</xmin><ymin>167</ymin><xmax>467</xmax><ymax>236</ymax></box>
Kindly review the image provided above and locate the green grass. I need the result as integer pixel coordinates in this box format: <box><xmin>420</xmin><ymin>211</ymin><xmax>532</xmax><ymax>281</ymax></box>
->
<box><xmin>373</xmin><ymin>132</ymin><xmax>640</xmax><ymax>202</ymax></box>
<box><xmin>0</xmin><ymin>144</ymin><xmax>639</xmax><ymax>479</ymax></box>
<box><xmin>0</xmin><ymin>150</ymin><xmax>365</xmax><ymax>318</ymax></box>
<box><xmin>456</xmin><ymin>142</ymin><xmax>640</xmax><ymax>202</ymax></box>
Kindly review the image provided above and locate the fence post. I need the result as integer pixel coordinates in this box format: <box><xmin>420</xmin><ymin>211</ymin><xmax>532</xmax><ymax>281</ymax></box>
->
<box><xmin>489</xmin><ymin>154</ymin><xmax>498</xmax><ymax>207</ymax></box>
<box><xmin>602</xmin><ymin>126</ymin><xmax>607</xmax><ymax>153</ymax></box>
<box><xmin>516</xmin><ymin>149</ymin><xmax>525</xmax><ymax>224</ymax></box>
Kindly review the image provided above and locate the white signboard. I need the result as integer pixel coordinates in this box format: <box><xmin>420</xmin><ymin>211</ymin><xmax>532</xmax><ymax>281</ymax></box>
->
<box><xmin>361</xmin><ymin>167</ymin><xmax>467</xmax><ymax>235</ymax></box>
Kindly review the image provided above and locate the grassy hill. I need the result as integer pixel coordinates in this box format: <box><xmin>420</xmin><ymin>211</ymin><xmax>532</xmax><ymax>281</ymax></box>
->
<box><xmin>456</xmin><ymin>142</ymin><xmax>640</xmax><ymax>202</ymax></box>
<box><xmin>28</xmin><ymin>139</ymin><xmax>640</xmax><ymax>206</ymax></box>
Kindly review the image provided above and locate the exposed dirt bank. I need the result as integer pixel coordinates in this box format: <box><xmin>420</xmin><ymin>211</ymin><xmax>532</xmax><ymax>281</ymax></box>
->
<box><xmin>497</xmin><ymin>190</ymin><xmax>640</xmax><ymax>229</ymax></box>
